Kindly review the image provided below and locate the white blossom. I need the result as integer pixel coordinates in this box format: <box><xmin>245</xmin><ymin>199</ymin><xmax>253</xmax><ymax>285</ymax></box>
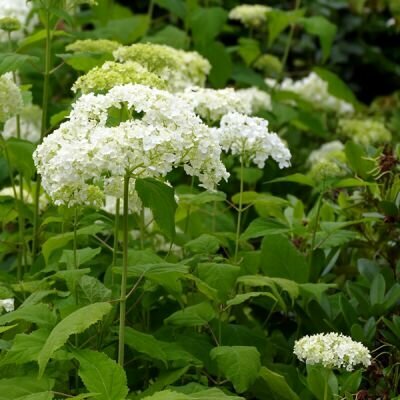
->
<box><xmin>236</xmin><ymin>87</ymin><xmax>272</xmax><ymax>114</ymax></box>
<box><xmin>217</xmin><ymin>112</ymin><xmax>291</xmax><ymax>169</ymax></box>
<box><xmin>0</xmin><ymin>298</ymin><xmax>14</xmax><ymax>312</ymax></box>
<box><xmin>277</xmin><ymin>72</ymin><xmax>354</xmax><ymax>115</ymax></box>
<box><xmin>0</xmin><ymin>74</ymin><xmax>23</xmax><ymax>122</ymax></box>
<box><xmin>34</xmin><ymin>84</ymin><xmax>229</xmax><ymax>207</ymax></box>
<box><xmin>229</xmin><ymin>4</ymin><xmax>271</xmax><ymax>28</ymax></box>
<box><xmin>294</xmin><ymin>332</ymin><xmax>371</xmax><ymax>371</ymax></box>
<box><xmin>3</xmin><ymin>104</ymin><xmax>41</xmax><ymax>142</ymax></box>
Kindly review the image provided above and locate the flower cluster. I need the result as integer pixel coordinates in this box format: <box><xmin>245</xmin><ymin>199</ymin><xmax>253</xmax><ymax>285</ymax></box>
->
<box><xmin>72</xmin><ymin>61</ymin><xmax>167</xmax><ymax>94</ymax></box>
<box><xmin>217</xmin><ymin>112</ymin><xmax>291</xmax><ymax>169</ymax></box>
<box><xmin>0</xmin><ymin>74</ymin><xmax>23</xmax><ymax>122</ymax></box>
<box><xmin>338</xmin><ymin>118</ymin><xmax>392</xmax><ymax>146</ymax></box>
<box><xmin>34</xmin><ymin>84</ymin><xmax>229</xmax><ymax>207</ymax></box>
<box><xmin>0</xmin><ymin>298</ymin><xmax>14</xmax><ymax>312</ymax></box>
<box><xmin>294</xmin><ymin>332</ymin><xmax>371</xmax><ymax>371</ymax></box>
<box><xmin>307</xmin><ymin>141</ymin><xmax>347</xmax><ymax>180</ymax></box>
<box><xmin>3</xmin><ymin>104</ymin><xmax>41</xmax><ymax>142</ymax></box>
<box><xmin>66</xmin><ymin>39</ymin><xmax>121</xmax><ymax>54</ymax></box>
<box><xmin>0</xmin><ymin>0</ymin><xmax>37</xmax><ymax>41</ymax></box>
<box><xmin>113</xmin><ymin>43</ymin><xmax>211</xmax><ymax>92</ymax></box>
<box><xmin>179</xmin><ymin>87</ymin><xmax>252</xmax><ymax>123</ymax></box>
<box><xmin>278</xmin><ymin>72</ymin><xmax>354</xmax><ymax>115</ymax></box>
<box><xmin>236</xmin><ymin>87</ymin><xmax>272</xmax><ymax>114</ymax></box>
<box><xmin>228</xmin><ymin>4</ymin><xmax>271</xmax><ymax>28</ymax></box>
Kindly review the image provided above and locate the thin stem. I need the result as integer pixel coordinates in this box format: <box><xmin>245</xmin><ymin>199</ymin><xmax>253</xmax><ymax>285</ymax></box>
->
<box><xmin>184</xmin><ymin>176</ymin><xmax>195</xmax><ymax>236</ymax></box>
<box><xmin>323</xmin><ymin>375</ymin><xmax>329</xmax><ymax>400</ymax></box>
<box><xmin>279</xmin><ymin>0</ymin><xmax>302</xmax><ymax>81</ymax></box>
<box><xmin>309</xmin><ymin>188</ymin><xmax>324</xmax><ymax>268</ymax></box>
<box><xmin>73</xmin><ymin>208</ymin><xmax>78</xmax><ymax>269</ymax></box>
<box><xmin>139</xmin><ymin>205</ymin><xmax>145</xmax><ymax>250</ymax></box>
<box><xmin>112</xmin><ymin>198</ymin><xmax>120</xmax><ymax>286</ymax></box>
<box><xmin>118</xmin><ymin>174</ymin><xmax>130</xmax><ymax>366</ymax></box>
<box><xmin>234</xmin><ymin>158</ymin><xmax>245</xmax><ymax>263</ymax></box>
<box><xmin>32</xmin><ymin>6</ymin><xmax>52</xmax><ymax>261</ymax></box>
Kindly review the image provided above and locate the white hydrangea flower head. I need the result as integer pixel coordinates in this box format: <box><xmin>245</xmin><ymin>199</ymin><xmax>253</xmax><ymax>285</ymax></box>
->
<box><xmin>236</xmin><ymin>87</ymin><xmax>272</xmax><ymax>114</ymax></box>
<box><xmin>113</xmin><ymin>43</ymin><xmax>211</xmax><ymax>92</ymax></box>
<box><xmin>229</xmin><ymin>4</ymin><xmax>272</xmax><ymax>28</ymax></box>
<box><xmin>72</xmin><ymin>61</ymin><xmax>167</xmax><ymax>94</ymax></box>
<box><xmin>3</xmin><ymin>104</ymin><xmax>41</xmax><ymax>142</ymax></box>
<box><xmin>0</xmin><ymin>74</ymin><xmax>23</xmax><ymax>122</ymax></box>
<box><xmin>217</xmin><ymin>112</ymin><xmax>291</xmax><ymax>169</ymax></box>
<box><xmin>34</xmin><ymin>84</ymin><xmax>229</xmax><ymax>207</ymax></box>
<box><xmin>294</xmin><ymin>332</ymin><xmax>371</xmax><ymax>371</ymax></box>
<box><xmin>179</xmin><ymin>87</ymin><xmax>252</xmax><ymax>123</ymax></box>
<box><xmin>338</xmin><ymin>118</ymin><xmax>392</xmax><ymax>146</ymax></box>
<box><xmin>307</xmin><ymin>141</ymin><xmax>347</xmax><ymax>180</ymax></box>
<box><xmin>0</xmin><ymin>0</ymin><xmax>37</xmax><ymax>42</ymax></box>
<box><xmin>0</xmin><ymin>298</ymin><xmax>14</xmax><ymax>312</ymax></box>
<box><xmin>278</xmin><ymin>72</ymin><xmax>354</xmax><ymax>115</ymax></box>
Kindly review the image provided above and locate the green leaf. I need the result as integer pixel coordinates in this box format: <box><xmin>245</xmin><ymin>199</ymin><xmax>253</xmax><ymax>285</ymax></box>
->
<box><xmin>15</xmin><ymin>392</ymin><xmax>54</xmax><ymax>400</ymax></box>
<box><xmin>154</xmin><ymin>0</ymin><xmax>186</xmax><ymax>18</ymax></box>
<box><xmin>0</xmin><ymin>53</ymin><xmax>39</xmax><ymax>75</ymax></box>
<box><xmin>314</xmin><ymin>67</ymin><xmax>358</xmax><ymax>106</ymax></box>
<box><xmin>77</xmin><ymin>275</ymin><xmax>112</xmax><ymax>304</ymax></box>
<box><xmin>0</xmin><ymin>303</ymin><xmax>57</xmax><ymax>328</ymax></box>
<box><xmin>165</xmin><ymin>302</ymin><xmax>216</xmax><ymax>327</ymax></box>
<box><xmin>260</xmin><ymin>235</ymin><xmax>309</xmax><ymax>283</ymax></box>
<box><xmin>258</xmin><ymin>367</ymin><xmax>299</xmax><ymax>400</ymax></box>
<box><xmin>226</xmin><ymin>292</ymin><xmax>277</xmax><ymax>307</ymax></box>
<box><xmin>136</xmin><ymin>178</ymin><xmax>177</xmax><ymax>240</ymax></box>
<box><xmin>241</xmin><ymin>218</ymin><xmax>290</xmax><ymax>241</ymax></box>
<box><xmin>197</xmin><ymin>263</ymin><xmax>240</xmax><ymax>302</ymax></box>
<box><xmin>37</xmin><ymin>302</ymin><xmax>112</xmax><ymax>377</ymax></box>
<box><xmin>189</xmin><ymin>7</ymin><xmax>227</xmax><ymax>46</ymax></box>
<box><xmin>103</xmin><ymin>16</ymin><xmax>149</xmax><ymax>44</ymax></box>
<box><xmin>58</xmin><ymin>52</ymin><xmax>112</xmax><ymax>72</ymax></box>
<box><xmin>268</xmin><ymin>173</ymin><xmax>315</xmax><ymax>187</ymax></box>
<box><xmin>59</xmin><ymin>247</ymin><xmax>101</xmax><ymax>269</ymax></box>
<box><xmin>344</xmin><ymin>141</ymin><xmax>375</xmax><ymax>180</ymax></box>
<box><xmin>0</xmin><ymin>329</ymin><xmax>48</xmax><ymax>366</ymax></box>
<box><xmin>184</xmin><ymin>234</ymin><xmax>220</xmax><ymax>254</ymax></box>
<box><xmin>267</xmin><ymin>9</ymin><xmax>305</xmax><ymax>46</ymax></box>
<box><xmin>0</xmin><ymin>377</ymin><xmax>54</xmax><ymax>400</ymax></box>
<box><xmin>210</xmin><ymin>346</ymin><xmax>261</xmax><ymax>393</ymax></box>
<box><xmin>6</xmin><ymin>138</ymin><xmax>36</xmax><ymax>178</ymax></box>
<box><xmin>370</xmin><ymin>274</ymin><xmax>386</xmax><ymax>306</ymax></box>
<box><xmin>301</xmin><ymin>16</ymin><xmax>337</xmax><ymax>62</ymax></box>
<box><xmin>18</xmin><ymin>30</ymin><xmax>69</xmax><ymax>50</ymax></box>
<box><xmin>145</xmin><ymin>26</ymin><xmax>189</xmax><ymax>49</ymax></box>
<box><xmin>237</xmin><ymin>38</ymin><xmax>261</xmax><ymax>66</ymax></box>
<box><xmin>74</xmin><ymin>349</ymin><xmax>128</xmax><ymax>400</ymax></box>
<box><xmin>125</xmin><ymin>327</ymin><xmax>168</xmax><ymax>366</ymax></box>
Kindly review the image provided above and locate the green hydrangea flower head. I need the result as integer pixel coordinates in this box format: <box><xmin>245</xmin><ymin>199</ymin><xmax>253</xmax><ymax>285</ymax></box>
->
<box><xmin>338</xmin><ymin>118</ymin><xmax>392</xmax><ymax>146</ymax></box>
<box><xmin>72</xmin><ymin>61</ymin><xmax>167</xmax><ymax>94</ymax></box>
<box><xmin>308</xmin><ymin>141</ymin><xmax>347</xmax><ymax>181</ymax></box>
<box><xmin>0</xmin><ymin>17</ymin><xmax>21</xmax><ymax>32</ymax></box>
<box><xmin>0</xmin><ymin>74</ymin><xmax>23</xmax><ymax>123</ymax></box>
<box><xmin>113</xmin><ymin>43</ymin><xmax>211</xmax><ymax>92</ymax></box>
<box><xmin>66</xmin><ymin>39</ymin><xmax>121</xmax><ymax>54</ymax></box>
<box><xmin>229</xmin><ymin>4</ymin><xmax>272</xmax><ymax>28</ymax></box>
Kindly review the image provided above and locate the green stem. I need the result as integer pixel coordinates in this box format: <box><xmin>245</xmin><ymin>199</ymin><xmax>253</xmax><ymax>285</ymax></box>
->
<box><xmin>118</xmin><ymin>174</ymin><xmax>130</xmax><ymax>366</ymax></box>
<box><xmin>112</xmin><ymin>198</ymin><xmax>120</xmax><ymax>286</ymax></box>
<box><xmin>309</xmin><ymin>187</ymin><xmax>325</xmax><ymax>268</ymax></box>
<box><xmin>279</xmin><ymin>0</ymin><xmax>302</xmax><ymax>81</ymax></box>
<box><xmin>73</xmin><ymin>208</ymin><xmax>78</xmax><ymax>270</ymax></box>
<box><xmin>139</xmin><ymin>205</ymin><xmax>145</xmax><ymax>250</ymax></box>
<box><xmin>32</xmin><ymin>6</ymin><xmax>52</xmax><ymax>261</ymax></box>
<box><xmin>234</xmin><ymin>158</ymin><xmax>245</xmax><ymax>263</ymax></box>
<box><xmin>323</xmin><ymin>374</ymin><xmax>329</xmax><ymax>400</ymax></box>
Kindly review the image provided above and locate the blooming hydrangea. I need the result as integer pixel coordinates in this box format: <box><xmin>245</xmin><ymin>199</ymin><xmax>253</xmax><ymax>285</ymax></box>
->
<box><xmin>0</xmin><ymin>0</ymin><xmax>37</xmax><ymax>42</ymax></box>
<box><xmin>338</xmin><ymin>118</ymin><xmax>392</xmax><ymax>146</ymax></box>
<box><xmin>72</xmin><ymin>61</ymin><xmax>167</xmax><ymax>94</ymax></box>
<box><xmin>34</xmin><ymin>84</ymin><xmax>229</xmax><ymax>207</ymax></box>
<box><xmin>236</xmin><ymin>87</ymin><xmax>272</xmax><ymax>114</ymax></box>
<box><xmin>278</xmin><ymin>72</ymin><xmax>354</xmax><ymax>115</ymax></box>
<box><xmin>294</xmin><ymin>333</ymin><xmax>371</xmax><ymax>371</ymax></box>
<box><xmin>3</xmin><ymin>104</ymin><xmax>41</xmax><ymax>142</ymax></box>
<box><xmin>0</xmin><ymin>298</ymin><xmax>14</xmax><ymax>312</ymax></box>
<box><xmin>66</xmin><ymin>39</ymin><xmax>121</xmax><ymax>54</ymax></box>
<box><xmin>113</xmin><ymin>43</ymin><xmax>211</xmax><ymax>92</ymax></box>
<box><xmin>217</xmin><ymin>112</ymin><xmax>291</xmax><ymax>168</ymax></box>
<box><xmin>0</xmin><ymin>74</ymin><xmax>23</xmax><ymax>122</ymax></box>
<box><xmin>307</xmin><ymin>141</ymin><xmax>347</xmax><ymax>180</ymax></box>
<box><xmin>228</xmin><ymin>4</ymin><xmax>271</xmax><ymax>28</ymax></box>
<box><xmin>179</xmin><ymin>87</ymin><xmax>252</xmax><ymax>123</ymax></box>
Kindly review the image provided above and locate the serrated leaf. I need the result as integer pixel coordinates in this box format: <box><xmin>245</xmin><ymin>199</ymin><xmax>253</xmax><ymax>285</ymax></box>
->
<box><xmin>184</xmin><ymin>234</ymin><xmax>220</xmax><ymax>254</ymax></box>
<box><xmin>226</xmin><ymin>292</ymin><xmax>277</xmax><ymax>307</ymax></box>
<box><xmin>240</xmin><ymin>218</ymin><xmax>290</xmax><ymax>241</ymax></box>
<box><xmin>268</xmin><ymin>173</ymin><xmax>315</xmax><ymax>187</ymax></box>
<box><xmin>165</xmin><ymin>302</ymin><xmax>216</xmax><ymax>327</ymax></box>
<box><xmin>210</xmin><ymin>346</ymin><xmax>261</xmax><ymax>393</ymax></box>
<box><xmin>0</xmin><ymin>303</ymin><xmax>57</xmax><ymax>328</ymax></box>
<box><xmin>38</xmin><ymin>302</ymin><xmax>112</xmax><ymax>377</ymax></box>
<box><xmin>74</xmin><ymin>349</ymin><xmax>128</xmax><ymax>400</ymax></box>
<box><xmin>60</xmin><ymin>247</ymin><xmax>101</xmax><ymax>269</ymax></box>
<box><xmin>258</xmin><ymin>366</ymin><xmax>299</xmax><ymax>400</ymax></box>
<box><xmin>76</xmin><ymin>275</ymin><xmax>111</xmax><ymax>305</ymax></box>
<box><xmin>0</xmin><ymin>377</ymin><xmax>54</xmax><ymax>400</ymax></box>
<box><xmin>136</xmin><ymin>178</ymin><xmax>177</xmax><ymax>240</ymax></box>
